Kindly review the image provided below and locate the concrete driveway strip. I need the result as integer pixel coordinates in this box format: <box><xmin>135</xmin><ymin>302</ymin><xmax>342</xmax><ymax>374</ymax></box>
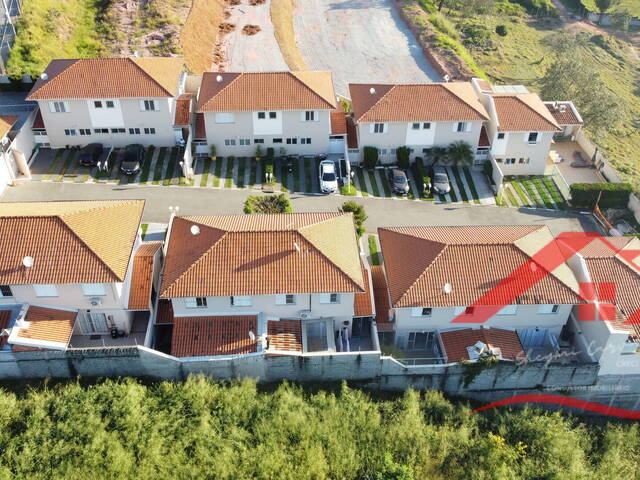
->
<box><xmin>1</xmin><ymin>182</ymin><xmax>599</xmax><ymax>235</ymax></box>
<box><xmin>294</xmin><ymin>0</ymin><xmax>441</xmax><ymax>95</ymax></box>
<box><xmin>221</xmin><ymin>0</ymin><xmax>288</xmax><ymax>71</ymax></box>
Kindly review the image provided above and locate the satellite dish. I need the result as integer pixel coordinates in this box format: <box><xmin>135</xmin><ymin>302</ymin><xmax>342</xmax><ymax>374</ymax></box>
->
<box><xmin>216</xmin><ymin>74</ymin><xmax>223</xmax><ymax>83</ymax></box>
<box><xmin>22</xmin><ymin>256</ymin><xmax>34</xmax><ymax>268</ymax></box>
<box><xmin>444</xmin><ymin>74</ymin><xmax>450</xmax><ymax>82</ymax></box>
<box><xmin>40</xmin><ymin>73</ymin><xmax>48</xmax><ymax>81</ymax></box>
<box><xmin>443</xmin><ymin>283</ymin><xmax>452</xmax><ymax>294</ymax></box>
<box><xmin>190</xmin><ymin>225</ymin><xmax>200</xmax><ymax>236</ymax></box>
<box><xmin>369</xmin><ymin>87</ymin><xmax>376</xmax><ymax>95</ymax></box>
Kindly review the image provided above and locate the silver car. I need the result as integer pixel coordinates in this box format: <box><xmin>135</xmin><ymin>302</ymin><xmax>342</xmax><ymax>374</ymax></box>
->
<box><xmin>389</xmin><ymin>169</ymin><xmax>410</xmax><ymax>195</ymax></box>
<box><xmin>432</xmin><ymin>167</ymin><xmax>451</xmax><ymax>194</ymax></box>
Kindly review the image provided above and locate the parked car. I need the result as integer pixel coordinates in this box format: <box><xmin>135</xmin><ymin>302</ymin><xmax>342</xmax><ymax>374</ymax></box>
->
<box><xmin>78</xmin><ymin>143</ymin><xmax>103</xmax><ymax>167</ymax></box>
<box><xmin>319</xmin><ymin>160</ymin><xmax>338</xmax><ymax>193</ymax></box>
<box><xmin>119</xmin><ymin>144</ymin><xmax>144</xmax><ymax>175</ymax></box>
<box><xmin>432</xmin><ymin>167</ymin><xmax>451</xmax><ymax>194</ymax></box>
<box><xmin>389</xmin><ymin>169</ymin><xmax>409</xmax><ymax>195</ymax></box>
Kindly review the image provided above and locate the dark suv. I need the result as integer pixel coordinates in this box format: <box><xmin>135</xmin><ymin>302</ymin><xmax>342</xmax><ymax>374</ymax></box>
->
<box><xmin>78</xmin><ymin>143</ymin><xmax>103</xmax><ymax>167</ymax></box>
<box><xmin>119</xmin><ymin>144</ymin><xmax>144</xmax><ymax>175</ymax></box>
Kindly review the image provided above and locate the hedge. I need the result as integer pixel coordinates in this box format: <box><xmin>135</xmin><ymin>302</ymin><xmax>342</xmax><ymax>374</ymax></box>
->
<box><xmin>363</xmin><ymin>146</ymin><xmax>379</xmax><ymax>169</ymax></box>
<box><xmin>570</xmin><ymin>182</ymin><xmax>633</xmax><ymax>208</ymax></box>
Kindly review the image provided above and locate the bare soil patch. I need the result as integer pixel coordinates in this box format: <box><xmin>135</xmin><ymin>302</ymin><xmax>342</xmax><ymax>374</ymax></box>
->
<box><xmin>249</xmin><ymin>0</ymin><xmax>266</xmax><ymax>5</ymax></box>
<box><xmin>242</xmin><ymin>24</ymin><xmax>261</xmax><ymax>35</ymax></box>
<box><xmin>225</xmin><ymin>0</ymin><xmax>241</xmax><ymax>5</ymax></box>
<box><xmin>219</xmin><ymin>22</ymin><xmax>236</xmax><ymax>33</ymax></box>
<box><xmin>181</xmin><ymin>0</ymin><xmax>225</xmax><ymax>73</ymax></box>
<box><xmin>271</xmin><ymin>0</ymin><xmax>308</xmax><ymax>70</ymax></box>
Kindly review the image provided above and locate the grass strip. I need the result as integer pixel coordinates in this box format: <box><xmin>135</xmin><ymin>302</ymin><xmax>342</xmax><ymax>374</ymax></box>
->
<box><xmin>224</xmin><ymin>158</ymin><xmax>234</xmax><ymax>188</ymax></box>
<box><xmin>212</xmin><ymin>158</ymin><xmax>222</xmax><ymax>187</ymax></box>
<box><xmin>542</xmin><ymin>176</ymin><xmax>566</xmax><ymax>207</ymax></box>
<box><xmin>152</xmin><ymin>148</ymin><xmax>167</xmax><ymax>185</ymax></box>
<box><xmin>200</xmin><ymin>158</ymin><xmax>211</xmax><ymax>187</ymax></box>
<box><xmin>280</xmin><ymin>161</ymin><xmax>289</xmax><ymax>193</ymax></box>
<box><xmin>139</xmin><ymin>147</ymin><xmax>155</xmax><ymax>184</ymax></box>
<box><xmin>305</xmin><ymin>158</ymin><xmax>313</xmax><ymax>193</ymax></box>
<box><xmin>140</xmin><ymin>223</ymin><xmax>149</xmax><ymax>240</ymax></box>
<box><xmin>505</xmin><ymin>187</ymin><xmax>519</xmax><ymax>207</ymax></box>
<box><xmin>42</xmin><ymin>150</ymin><xmax>64</xmax><ymax>181</ymax></box>
<box><xmin>340</xmin><ymin>184</ymin><xmax>357</xmax><ymax>196</ymax></box>
<box><xmin>355</xmin><ymin>169</ymin><xmax>368</xmax><ymax>197</ymax></box>
<box><xmin>236</xmin><ymin>157</ymin><xmax>246</xmax><ymax>188</ymax></box>
<box><xmin>368</xmin><ymin>236</ymin><xmax>381</xmax><ymax>266</ymax></box>
<box><xmin>248</xmin><ymin>159</ymin><xmax>257</xmax><ymax>188</ymax></box>
<box><xmin>450</xmin><ymin>167</ymin><xmax>469</xmax><ymax>203</ymax></box>
<box><xmin>462</xmin><ymin>167</ymin><xmax>481</xmax><ymax>204</ymax></box>
<box><xmin>54</xmin><ymin>150</ymin><xmax>76</xmax><ymax>181</ymax></box>
<box><xmin>521</xmin><ymin>178</ymin><xmax>544</xmax><ymax>208</ymax></box>
<box><xmin>77</xmin><ymin>167</ymin><xmax>91</xmax><ymax>183</ymax></box>
<box><xmin>511</xmin><ymin>181</ymin><xmax>531</xmax><ymax>206</ymax></box>
<box><xmin>367</xmin><ymin>170</ymin><xmax>380</xmax><ymax>197</ymax></box>
<box><xmin>162</xmin><ymin>148</ymin><xmax>179</xmax><ymax>186</ymax></box>
<box><xmin>293</xmin><ymin>159</ymin><xmax>301</xmax><ymax>192</ymax></box>
<box><xmin>94</xmin><ymin>151</ymin><xmax>116</xmax><ymax>182</ymax></box>
<box><xmin>532</xmin><ymin>177</ymin><xmax>555</xmax><ymax>209</ymax></box>
<box><xmin>438</xmin><ymin>193</ymin><xmax>447</xmax><ymax>202</ymax></box>
<box><xmin>379</xmin><ymin>170</ymin><xmax>392</xmax><ymax>197</ymax></box>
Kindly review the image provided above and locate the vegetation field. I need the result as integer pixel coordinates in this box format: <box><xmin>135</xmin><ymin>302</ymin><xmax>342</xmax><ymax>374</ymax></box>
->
<box><xmin>418</xmin><ymin>0</ymin><xmax>640</xmax><ymax>191</ymax></box>
<box><xmin>0</xmin><ymin>377</ymin><xmax>639</xmax><ymax>479</ymax></box>
<box><xmin>579</xmin><ymin>0</ymin><xmax>640</xmax><ymax>17</ymax></box>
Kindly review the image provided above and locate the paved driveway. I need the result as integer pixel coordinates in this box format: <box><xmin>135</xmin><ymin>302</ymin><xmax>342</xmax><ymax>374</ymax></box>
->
<box><xmin>294</xmin><ymin>0</ymin><xmax>441</xmax><ymax>95</ymax></box>
<box><xmin>1</xmin><ymin>181</ymin><xmax>599</xmax><ymax>235</ymax></box>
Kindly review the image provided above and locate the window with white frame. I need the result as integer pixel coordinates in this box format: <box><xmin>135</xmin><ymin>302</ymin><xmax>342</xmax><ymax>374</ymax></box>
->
<box><xmin>94</xmin><ymin>128</ymin><xmax>108</xmax><ymax>134</ymax></box>
<box><xmin>224</xmin><ymin>139</ymin><xmax>236</xmax><ymax>146</ymax></box>
<box><xmin>215</xmin><ymin>112</ymin><xmax>235</xmax><ymax>124</ymax></box>
<box><xmin>505</xmin><ymin>157</ymin><xmax>516</xmax><ymax>165</ymax></box>
<box><xmin>79</xmin><ymin>128</ymin><xmax>91</xmax><ymax>136</ymax></box>
<box><xmin>276</xmin><ymin>294</ymin><xmax>296</xmax><ymax>305</ymax></box>
<box><xmin>411</xmin><ymin>307</ymin><xmax>432</xmax><ymax>317</ymax></box>
<box><xmin>538</xmin><ymin>304</ymin><xmax>560</xmax><ymax>314</ymax></box>
<box><xmin>286</xmin><ymin>138</ymin><xmax>298</xmax><ymax>145</ymax></box>
<box><xmin>423</xmin><ymin>122</ymin><xmax>431</xmax><ymax>129</ymax></box>
<box><xmin>239</xmin><ymin>138</ymin><xmax>250</xmax><ymax>146</ymax></box>
<box><xmin>273</xmin><ymin>138</ymin><xmax>283</xmax><ymax>144</ymax></box>
<box><xmin>257</xmin><ymin>111</ymin><xmax>266</xmax><ymax>119</ymax></box>
<box><xmin>527</xmin><ymin>132</ymin><xmax>539</xmax><ymax>144</ymax></box>
<box><xmin>64</xmin><ymin>129</ymin><xmax>76</xmax><ymax>136</ymax></box>
<box><xmin>50</xmin><ymin>101</ymin><xmax>68</xmax><ymax>113</ymax></box>
<box><xmin>319</xmin><ymin>293</ymin><xmax>340</xmax><ymax>304</ymax></box>
<box><xmin>407</xmin><ymin>331</ymin><xmax>435</xmax><ymax>350</ymax></box>
<box><xmin>373</xmin><ymin>123</ymin><xmax>385</xmax><ymax>133</ymax></box>
<box><xmin>143</xmin><ymin>128</ymin><xmax>156</xmax><ymax>135</ymax></box>
<box><xmin>106</xmin><ymin>100</ymin><xmax>115</xmax><ymax>108</ymax></box>
<box><xmin>111</xmin><ymin>128</ymin><xmax>125</xmax><ymax>134</ymax></box>
<box><xmin>34</xmin><ymin>284</ymin><xmax>58</xmax><ymax>297</ymax></box>
<box><xmin>129</xmin><ymin>128</ymin><xmax>141</xmax><ymax>135</ymax></box>
<box><xmin>497</xmin><ymin>132</ymin><xmax>505</xmax><ymax>140</ymax></box>
<box><xmin>411</xmin><ymin>123</ymin><xmax>420</xmax><ymax>130</ymax></box>
<box><xmin>304</xmin><ymin>111</ymin><xmax>316</xmax><ymax>121</ymax></box>
<box><xmin>455</xmin><ymin>122</ymin><xmax>468</xmax><ymax>132</ymax></box>
<box><xmin>269</xmin><ymin>111</ymin><xmax>277</xmax><ymax>119</ymax></box>
<box><xmin>185</xmin><ymin>297</ymin><xmax>208</xmax><ymax>308</ymax></box>
<box><xmin>230</xmin><ymin>295</ymin><xmax>251</xmax><ymax>307</ymax></box>
<box><xmin>518</xmin><ymin>157</ymin><xmax>530</xmax><ymax>164</ymax></box>
<box><xmin>141</xmin><ymin>100</ymin><xmax>157</xmax><ymax>111</ymax></box>
<box><xmin>497</xmin><ymin>305</ymin><xmax>517</xmax><ymax>315</ymax></box>
<box><xmin>0</xmin><ymin>285</ymin><xmax>13</xmax><ymax>297</ymax></box>
<box><xmin>254</xmin><ymin>138</ymin><xmax>265</xmax><ymax>144</ymax></box>
<box><xmin>81</xmin><ymin>283</ymin><xmax>107</xmax><ymax>296</ymax></box>
<box><xmin>301</xmin><ymin>138</ymin><xmax>312</xmax><ymax>144</ymax></box>
<box><xmin>94</xmin><ymin>101</ymin><xmax>103</xmax><ymax>108</ymax></box>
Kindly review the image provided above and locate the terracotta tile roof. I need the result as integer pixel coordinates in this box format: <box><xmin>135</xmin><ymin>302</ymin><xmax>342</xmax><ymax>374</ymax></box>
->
<box><xmin>26</xmin><ymin>57</ymin><xmax>184</xmax><ymax>100</ymax></box>
<box><xmin>196</xmin><ymin>71</ymin><xmax>336</xmax><ymax>112</ymax></box>
<box><xmin>174</xmin><ymin>93</ymin><xmax>193</xmax><ymax>126</ymax></box>
<box><xmin>32</xmin><ymin>109</ymin><xmax>45</xmax><ymax>129</ymax></box>
<box><xmin>0</xmin><ymin>115</ymin><xmax>18</xmax><ymax>139</ymax></box>
<box><xmin>161</xmin><ymin>213</ymin><xmax>365</xmax><ymax>298</ymax></box>
<box><xmin>349</xmin><ymin>82</ymin><xmax>488</xmax><ymax>123</ymax></box>
<box><xmin>128</xmin><ymin>242</ymin><xmax>162</xmax><ymax>310</ymax></box>
<box><xmin>156</xmin><ymin>299</ymin><xmax>174</xmax><ymax>324</ymax></box>
<box><xmin>545</xmin><ymin>101</ymin><xmax>583</xmax><ymax>126</ymax></box>
<box><xmin>371</xmin><ymin>265</ymin><xmax>393</xmax><ymax>330</ymax></box>
<box><xmin>268</xmin><ymin>319</ymin><xmax>303</xmax><ymax>352</ymax></box>
<box><xmin>346</xmin><ymin>116</ymin><xmax>358</xmax><ymax>149</ymax></box>
<box><xmin>0</xmin><ymin>200</ymin><xmax>144</xmax><ymax>285</ymax></box>
<box><xmin>0</xmin><ymin>310</ymin><xmax>10</xmax><ymax>348</ymax></box>
<box><xmin>440</xmin><ymin>327</ymin><xmax>524</xmax><ymax>362</ymax></box>
<box><xmin>11</xmin><ymin>305</ymin><xmax>76</xmax><ymax>350</ymax></box>
<box><xmin>194</xmin><ymin>113</ymin><xmax>206</xmax><ymax>140</ymax></box>
<box><xmin>478</xmin><ymin>125</ymin><xmax>490</xmax><ymax>147</ymax></box>
<box><xmin>576</xmin><ymin>236</ymin><xmax>633</xmax><ymax>258</ymax></box>
<box><xmin>330</xmin><ymin>109</ymin><xmax>347</xmax><ymax>135</ymax></box>
<box><xmin>170</xmin><ymin>315</ymin><xmax>257</xmax><ymax>357</ymax></box>
<box><xmin>378</xmin><ymin>226</ymin><xmax>581</xmax><ymax>308</ymax></box>
<box><xmin>492</xmin><ymin>94</ymin><xmax>560</xmax><ymax>132</ymax></box>
<box><xmin>354</xmin><ymin>263</ymin><xmax>375</xmax><ymax>317</ymax></box>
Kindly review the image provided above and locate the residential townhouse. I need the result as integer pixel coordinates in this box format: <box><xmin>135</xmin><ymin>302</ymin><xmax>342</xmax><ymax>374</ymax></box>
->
<box><xmin>0</xmin><ymin>200</ymin><xmax>162</xmax><ymax>351</ymax></box>
<box><xmin>25</xmin><ymin>57</ymin><xmax>187</xmax><ymax>148</ymax></box>
<box><xmin>376</xmin><ymin>225</ymin><xmax>583</xmax><ymax>363</ymax></box>
<box><xmin>195</xmin><ymin>71</ymin><xmax>344</xmax><ymax>157</ymax></box>
<box><xmin>560</xmin><ymin>236</ymin><xmax>640</xmax><ymax>375</ymax></box>
<box><xmin>347</xmin><ymin>82</ymin><xmax>490</xmax><ymax>164</ymax></box>
<box><xmin>156</xmin><ymin>213</ymin><xmax>376</xmax><ymax>358</ymax></box>
<box><xmin>472</xmin><ymin>78</ymin><xmax>563</xmax><ymax>175</ymax></box>
<box><xmin>0</xmin><ymin>112</ymin><xmax>36</xmax><ymax>195</ymax></box>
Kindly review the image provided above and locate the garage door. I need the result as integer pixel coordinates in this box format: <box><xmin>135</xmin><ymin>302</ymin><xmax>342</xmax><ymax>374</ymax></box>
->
<box><xmin>328</xmin><ymin>136</ymin><xmax>345</xmax><ymax>154</ymax></box>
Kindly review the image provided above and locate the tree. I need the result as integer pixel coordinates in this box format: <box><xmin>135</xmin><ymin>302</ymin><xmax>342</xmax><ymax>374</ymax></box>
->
<box><xmin>595</xmin><ymin>0</ymin><xmax>619</xmax><ymax>23</ymax></box>
<box><xmin>540</xmin><ymin>54</ymin><xmax>623</xmax><ymax>135</ymax></box>
<box><xmin>428</xmin><ymin>146</ymin><xmax>448</xmax><ymax>167</ymax></box>
<box><xmin>209</xmin><ymin>144</ymin><xmax>217</xmax><ymax>160</ymax></box>
<box><xmin>244</xmin><ymin>194</ymin><xmax>293</xmax><ymax>214</ymax></box>
<box><xmin>339</xmin><ymin>201</ymin><xmax>367</xmax><ymax>237</ymax></box>
<box><xmin>447</xmin><ymin>141</ymin><xmax>474</xmax><ymax>166</ymax></box>
<box><xmin>396</xmin><ymin>146</ymin><xmax>411</xmax><ymax>169</ymax></box>
<box><xmin>363</xmin><ymin>146</ymin><xmax>379</xmax><ymax>169</ymax></box>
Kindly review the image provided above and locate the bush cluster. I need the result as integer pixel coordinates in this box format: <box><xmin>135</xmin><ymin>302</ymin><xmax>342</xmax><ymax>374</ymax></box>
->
<box><xmin>570</xmin><ymin>182</ymin><xmax>633</xmax><ymax>208</ymax></box>
<box><xmin>363</xmin><ymin>146</ymin><xmax>379</xmax><ymax>169</ymax></box>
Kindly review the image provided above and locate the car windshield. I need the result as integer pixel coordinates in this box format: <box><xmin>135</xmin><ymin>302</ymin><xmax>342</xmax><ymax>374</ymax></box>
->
<box><xmin>394</xmin><ymin>175</ymin><xmax>407</xmax><ymax>184</ymax></box>
<box><xmin>122</xmin><ymin>160</ymin><xmax>139</xmax><ymax>167</ymax></box>
<box><xmin>322</xmin><ymin>172</ymin><xmax>336</xmax><ymax>182</ymax></box>
<box><xmin>434</xmin><ymin>173</ymin><xmax>448</xmax><ymax>183</ymax></box>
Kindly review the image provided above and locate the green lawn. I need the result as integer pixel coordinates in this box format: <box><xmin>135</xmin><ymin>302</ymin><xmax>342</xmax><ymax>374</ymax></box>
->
<box><xmin>42</xmin><ymin>150</ymin><xmax>64</xmax><ymax>181</ymax></box>
<box><xmin>341</xmin><ymin>184</ymin><xmax>357</xmax><ymax>196</ymax></box>
<box><xmin>140</xmin><ymin>223</ymin><xmax>149</xmax><ymax>240</ymax></box>
<box><xmin>531</xmin><ymin>177</ymin><xmax>555</xmax><ymax>209</ymax></box>
<box><xmin>152</xmin><ymin>148</ymin><xmax>167</xmax><ymax>185</ymax></box>
<box><xmin>379</xmin><ymin>170</ymin><xmax>392</xmax><ymax>197</ymax></box>
<box><xmin>450</xmin><ymin>168</ymin><xmax>469</xmax><ymax>203</ymax></box>
<box><xmin>368</xmin><ymin>236</ymin><xmax>381</xmax><ymax>266</ymax></box>
<box><xmin>304</xmin><ymin>158</ymin><xmax>313</xmax><ymax>193</ymax></box>
<box><xmin>138</xmin><ymin>147</ymin><xmax>155</xmax><ymax>184</ymax></box>
<box><xmin>292</xmin><ymin>160</ymin><xmax>301</xmax><ymax>192</ymax></box>
<box><xmin>462</xmin><ymin>167</ymin><xmax>481</xmax><ymax>204</ymax></box>
<box><xmin>248</xmin><ymin>160</ymin><xmax>258</xmax><ymax>188</ymax></box>
<box><xmin>212</xmin><ymin>158</ymin><xmax>223</xmax><ymax>188</ymax></box>
<box><xmin>355</xmin><ymin>169</ymin><xmax>369</xmax><ymax>197</ymax></box>
<box><xmin>520</xmin><ymin>178</ymin><xmax>544</xmax><ymax>208</ymax></box>
<box><xmin>54</xmin><ymin>150</ymin><xmax>77</xmax><ymax>182</ymax></box>
<box><xmin>504</xmin><ymin>186</ymin><xmax>519</xmax><ymax>207</ymax></box>
<box><xmin>511</xmin><ymin>181</ymin><xmax>532</xmax><ymax>206</ymax></box>
<box><xmin>224</xmin><ymin>158</ymin><xmax>234</xmax><ymax>188</ymax></box>
<box><xmin>580</xmin><ymin>0</ymin><xmax>640</xmax><ymax>16</ymax></box>
<box><xmin>542</xmin><ymin>176</ymin><xmax>566</xmax><ymax>208</ymax></box>
<box><xmin>200</xmin><ymin>158</ymin><xmax>211</xmax><ymax>187</ymax></box>
<box><xmin>367</xmin><ymin>170</ymin><xmax>380</xmax><ymax>197</ymax></box>
<box><xmin>162</xmin><ymin>148</ymin><xmax>179</xmax><ymax>186</ymax></box>
<box><xmin>236</xmin><ymin>158</ymin><xmax>246</xmax><ymax>188</ymax></box>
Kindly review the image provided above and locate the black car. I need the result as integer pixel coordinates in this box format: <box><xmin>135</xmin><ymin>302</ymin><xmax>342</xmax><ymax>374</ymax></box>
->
<box><xmin>119</xmin><ymin>144</ymin><xmax>145</xmax><ymax>175</ymax></box>
<box><xmin>78</xmin><ymin>143</ymin><xmax>104</xmax><ymax>167</ymax></box>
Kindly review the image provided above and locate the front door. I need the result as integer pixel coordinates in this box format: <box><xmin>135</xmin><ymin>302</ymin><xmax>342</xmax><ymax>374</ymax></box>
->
<box><xmin>80</xmin><ymin>312</ymin><xmax>109</xmax><ymax>334</ymax></box>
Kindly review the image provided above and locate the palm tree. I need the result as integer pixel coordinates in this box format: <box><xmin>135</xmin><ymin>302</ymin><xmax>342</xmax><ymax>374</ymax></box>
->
<box><xmin>428</xmin><ymin>146</ymin><xmax>448</xmax><ymax>167</ymax></box>
<box><xmin>447</xmin><ymin>141</ymin><xmax>474</xmax><ymax>166</ymax></box>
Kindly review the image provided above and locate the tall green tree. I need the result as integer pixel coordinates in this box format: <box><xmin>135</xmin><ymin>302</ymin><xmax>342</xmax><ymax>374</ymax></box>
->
<box><xmin>244</xmin><ymin>193</ymin><xmax>292</xmax><ymax>214</ymax></box>
<box><xmin>447</xmin><ymin>141</ymin><xmax>474</xmax><ymax>166</ymax></box>
<box><xmin>339</xmin><ymin>200</ymin><xmax>367</xmax><ymax>237</ymax></box>
<box><xmin>595</xmin><ymin>0</ymin><xmax>620</xmax><ymax>23</ymax></box>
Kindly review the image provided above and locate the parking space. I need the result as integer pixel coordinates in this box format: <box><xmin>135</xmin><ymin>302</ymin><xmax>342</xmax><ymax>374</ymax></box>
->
<box><xmin>501</xmin><ymin>176</ymin><xmax>567</xmax><ymax>210</ymax></box>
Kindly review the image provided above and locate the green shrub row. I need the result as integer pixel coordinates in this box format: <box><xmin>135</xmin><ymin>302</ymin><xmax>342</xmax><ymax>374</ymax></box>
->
<box><xmin>570</xmin><ymin>182</ymin><xmax>633</xmax><ymax>208</ymax></box>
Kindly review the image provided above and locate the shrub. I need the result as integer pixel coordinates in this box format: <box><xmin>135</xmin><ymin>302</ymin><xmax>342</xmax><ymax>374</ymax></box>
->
<box><xmin>363</xmin><ymin>146</ymin><xmax>379</xmax><ymax>169</ymax></box>
<box><xmin>255</xmin><ymin>145</ymin><xmax>263</xmax><ymax>160</ymax></box>
<box><xmin>209</xmin><ymin>144</ymin><xmax>217</xmax><ymax>159</ymax></box>
<box><xmin>267</xmin><ymin>147</ymin><xmax>275</xmax><ymax>159</ymax></box>
<box><xmin>244</xmin><ymin>193</ymin><xmax>292</xmax><ymax>214</ymax></box>
<box><xmin>510</xmin><ymin>0</ymin><xmax>557</xmax><ymax>16</ymax></box>
<box><xmin>495</xmin><ymin>0</ymin><xmax>526</xmax><ymax>15</ymax></box>
<box><xmin>570</xmin><ymin>182</ymin><xmax>633</xmax><ymax>208</ymax></box>
<box><xmin>447</xmin><ymin>141</ymin><xmax>474</xmax><ymax>166</ymax></box>
<box><xmin>396</xmin><ymin>146</ymin><xmax>411</xmax><ymax>169</ymax></box>
<box><xmin>483</xmin><ymin>160</ymin><xmax>493</xmax><ymax>178</ymax></box>
<box><xmin>427</xmin><ymin>12</ymin><xmax>459</xmax><ymax>39</ymax></box>
<box><xmin>339</xmin><ymin>201</ymin><xmax>367</xmax><ymax>237</ymax></box>
<box><xmin>459</xmin><ymin>22</ymin><xmax>493</xmax><ymax>49</ymax></box>
<box><xmin>495</xmin><ymin>24</ymin><xmax>508</xmax><ymax>36</ymax></box>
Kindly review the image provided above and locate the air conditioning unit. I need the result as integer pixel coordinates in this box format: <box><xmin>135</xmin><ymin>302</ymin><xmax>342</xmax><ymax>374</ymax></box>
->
<box><xmin>298</xmin><ymin>310</ymin><xmax>312</xmax><ymax>320</ymax></box>
<box><xmin>90</xmin><ymin>297</ymin><xmax>102</xmax><ymax>307</ymax></box>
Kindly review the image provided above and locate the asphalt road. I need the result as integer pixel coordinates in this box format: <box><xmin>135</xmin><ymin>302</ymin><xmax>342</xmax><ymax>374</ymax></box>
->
<box><xmin>0</xmin><ymin>182</ymin><xmax>600</xmax><ymax>235</ymax></box>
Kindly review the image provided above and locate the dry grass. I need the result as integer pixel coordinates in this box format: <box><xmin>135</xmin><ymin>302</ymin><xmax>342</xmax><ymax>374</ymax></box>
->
<box><xmin>180</xmin><ymin>0</ymin><xmax>225</xmax><ymax>73</ymax></box>
<box><xmin>271</xmin><ymin>0</ymin><xmax>308</xmax><ymax>70</ymax></box>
